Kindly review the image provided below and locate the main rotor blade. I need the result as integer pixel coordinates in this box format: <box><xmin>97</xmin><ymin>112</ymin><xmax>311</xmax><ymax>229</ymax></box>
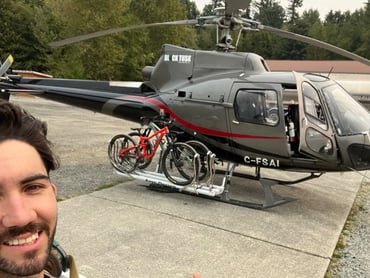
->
<box><xmin>261</xmin><ymin>25</ymin><xmax>370</xmax><ymax>66</ymax></box>
<box><xmin>49</xmin><ymin>19</ymin><xmax>198</xmax><ymax>47</ymax></box>
<box><xmin>225</xmin><ymin>0</ymin><xmax>252</xmax><ymax>15</ymax></box>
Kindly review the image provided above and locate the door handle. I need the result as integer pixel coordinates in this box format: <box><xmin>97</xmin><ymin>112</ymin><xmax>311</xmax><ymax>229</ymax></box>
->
<box><xmin>232</xmin><ymin>120</ymin><xmax>240</xmax><ymax>125</ymax></box>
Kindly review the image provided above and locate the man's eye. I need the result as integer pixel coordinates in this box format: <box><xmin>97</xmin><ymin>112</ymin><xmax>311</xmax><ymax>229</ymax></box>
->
<box><xmin>25</xmin><ymin>184</ymin><xmax>45</xmax><ymax>192</ymax></box>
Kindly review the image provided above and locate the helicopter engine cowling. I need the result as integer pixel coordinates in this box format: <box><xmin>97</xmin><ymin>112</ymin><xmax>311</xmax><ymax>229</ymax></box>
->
<box><xmin>142</xmin><ymin>66</ymin><xmax>154</xmax><ymax>81</ymax></box>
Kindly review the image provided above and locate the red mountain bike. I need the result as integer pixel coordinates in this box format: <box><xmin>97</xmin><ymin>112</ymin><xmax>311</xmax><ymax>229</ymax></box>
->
<box><xmin>108</xmin><ymin>120</ymin><xmax>200</xmax><ymax>186</ymax></box>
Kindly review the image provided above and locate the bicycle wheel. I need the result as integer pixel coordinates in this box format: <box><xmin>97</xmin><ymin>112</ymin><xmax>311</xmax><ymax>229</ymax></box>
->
<box><xmin>129</xmin><ymin>132</ymin><xmax>153</xmax><ymax>169</ymax></box>
<box><xmin>108</xmin><ymin>134</ymin><xmax>138</xmax><ymax>173</ymax></box>
<box><xmin>186</xmin><ymin>140</ymin><xmax>210</xmax><ymax>181</ymax></box>
<box><xmin>161</xmin><ymin>142</ymin><xmax>200</xmax><ymax>186</ymax></box>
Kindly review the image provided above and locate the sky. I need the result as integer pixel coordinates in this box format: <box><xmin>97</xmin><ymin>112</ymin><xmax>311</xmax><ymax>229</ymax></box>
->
<box><xmin>194</xmin><ymin>0</ymin><xmax>367</xmax><ymax>18</ymax></box>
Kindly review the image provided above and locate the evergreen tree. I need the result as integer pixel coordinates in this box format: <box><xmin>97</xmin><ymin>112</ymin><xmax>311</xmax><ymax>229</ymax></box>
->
<box><xmin>237</xmin><ymin>0</ymin><xmax>285</xmax><ymax>58</ymax></box>
<box><xmin>286</xmin><ymin>0</ymin><xmax>303</xmax><ymax>24</ymax></box>
<box><xmin>201</xmin><ymin>3</ymin><xmax>216</xmax><ymax>16</ymax></box>
<box><xmin>357</xmin><ymin>0</ymin><xmax>370</xmax><ymax>58</ymax></box>
<box><xmin>254</xmin><ymin>0</ymin><xmax>285</xmax><ymax>28</ymax></box>
<box><xmin>3</xmin><ymin>0</ymin><xmax>368</xmax><ymax>78</ymax></box>
<box><xmin>47</xmin><ymin>0</ymin><xmax>139</xmax><ymax>80</ymax></box>
<box><xmin>302</xmin><ymin>10</ymin><xmax>328</xmax><ymax>60</ymax></box>
<box><xmin>129</xmin><ymin>0</ymin><xmax>198</xmax><ymax>63</ymax></box>
<box><xmin>281</xmin><ymin>0</ymin><xmax>307</xmax><ymax>60</ymax></box>
<box><xmin>180</xmin><ymin>0</ymin><xmax>200</xmax><ymax>19</ymax></box>
<box><xmin>0</xmin><ymin>0</ymin><xmax>51</xmax><ymax>72</ymax></box>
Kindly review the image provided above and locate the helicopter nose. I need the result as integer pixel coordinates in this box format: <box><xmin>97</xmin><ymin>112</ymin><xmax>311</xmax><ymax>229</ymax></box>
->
<box><xmin>347</xmin><ymin>143</ymin><xmax>370</xmax><ymax>170</ymax></box>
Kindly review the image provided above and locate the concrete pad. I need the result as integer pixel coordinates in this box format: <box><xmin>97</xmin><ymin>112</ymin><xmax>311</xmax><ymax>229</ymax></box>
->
<box><xmin>56</xmin><ymin>169</ymin><xmax>363</xmax><ymax>278</ymax></box>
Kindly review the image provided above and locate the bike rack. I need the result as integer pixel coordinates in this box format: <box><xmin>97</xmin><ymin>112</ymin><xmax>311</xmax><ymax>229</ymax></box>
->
<box><xmin>117</xmin><ymin>169</ymin><xmax>225</xmax><ymax>197</ymax></box>
<box><xmin>112</xmin><ymin>142</ymin><xmax>320</xmax><ymax>209</ymax></box>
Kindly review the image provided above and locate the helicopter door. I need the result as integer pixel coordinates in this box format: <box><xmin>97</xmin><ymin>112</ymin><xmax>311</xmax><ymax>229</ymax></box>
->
<box><xmin>227</xmin><ymin>83</ymin><xmax>290</xmax><ymax>159</ymax></box>
<box><xmin>294</xmin><ymin>72</ymin><xmax>337</xmax><ymax>161</ymax></box>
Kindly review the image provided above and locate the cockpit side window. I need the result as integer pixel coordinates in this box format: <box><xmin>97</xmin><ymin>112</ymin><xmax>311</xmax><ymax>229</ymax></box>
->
<box><xmin>323</xmin><ymin>83</ymin><xmax>370</xmax><ymax>136</ymax></box>
<box><xmin>302</xmin><ymin>82</ymin><xmax>327</xmax><ymax>130</ymax></box>
<box><xmin>235</xmin><ymin>89</ymin><xmax>278</xmax><ymax>126</ymax></box>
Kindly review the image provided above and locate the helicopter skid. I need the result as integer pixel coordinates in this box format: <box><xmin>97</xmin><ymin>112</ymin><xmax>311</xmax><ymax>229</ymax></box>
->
<box><xmin>114</xmin><ymin>163</ymin><xmax>299</xmax><ymax>209</ymax></box>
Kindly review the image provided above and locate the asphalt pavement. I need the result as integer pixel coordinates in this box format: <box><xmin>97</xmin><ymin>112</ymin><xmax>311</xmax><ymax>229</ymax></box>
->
<box><xmin>11</xmin><ymin>96</ymin><xmax>365</xmax><ymax>278</ymax></box>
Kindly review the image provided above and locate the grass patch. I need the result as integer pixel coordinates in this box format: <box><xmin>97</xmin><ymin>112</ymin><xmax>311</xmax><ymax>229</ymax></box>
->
<box><xmin>57</xmin><ymin>196</ymin><xmax>68</xmax><ymax>202</ymax></box>
<box><xmin>325</xmin><ymin>181</ymin><xmax>370</xmax><ymax>277</ymax></box>
<box><xmin>94</xmin><ymin>178</ymin><xmax>131</xmax><ymax>191</ymax></box>
<box><xmin>56</xmin><ymin>178</ymin><xmax>132</xmax><ymax>201</ymax></box>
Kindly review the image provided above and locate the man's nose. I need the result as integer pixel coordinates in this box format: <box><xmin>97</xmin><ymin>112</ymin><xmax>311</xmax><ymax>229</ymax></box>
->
<box><xmin>0</xmin><ymin>195</ymin><xmax>37</xmax><ymax>228</ymax></box>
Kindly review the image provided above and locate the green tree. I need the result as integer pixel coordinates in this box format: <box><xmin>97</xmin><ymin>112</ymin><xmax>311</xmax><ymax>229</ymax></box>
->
<box><xmin>201</xmin><ymin>3</ymin><xmax>215</xmax><ymax>16</ymax></box>
<box><xmin>237</xmin><ymin>0</ymin><xmax>285</xmax><ymax>58</ymax></box>
<box><xmin>280</xmin><ymin>0</ymin><xmax>311</xmax><ymax>60</ymax></box>
<box><xmin>0</xmin><ymin>0</ymin><xmax>51</xmax><ymax>72</ymax></box>
<box><xmin>357</xmin><ymin>1</ymin><xmax>370</xmax><ymax>58</ymax></box>
<box><xmin>286</xmin><ymin>0</ymin><xmax>303</xmax><ymax>24</ymax></box>
<box><xmin>322</xmin><ymin>10</ymin><xmax>359</xmax><ymax>60</ymax></box>
<box><xmin>303</xmin><ymin>10</ymin><xmax>328</xmax><ymax>60</ymax></box>
<box><xmin>253</xmin><ymin>0</ymin><xmax>285</xmax><ymax>28</ymax></box>
<box><xmin>47</xmin><ymin>0</ymin><xmax>199</xmax><ymax>80</ymax></box>
<box><xmin>47</xmin><ymin>0</ymin><xmax>136</xmax><ymax>80</ymax></box>
<box><xmin>129</xmin><ymin>0</ymin><xmax>198</xmax><ymax>63</ymax></box>
<box><xmin>180</xmin><ymin>0</ymin><xmax>200</xmax><ymax>19</ymax></box>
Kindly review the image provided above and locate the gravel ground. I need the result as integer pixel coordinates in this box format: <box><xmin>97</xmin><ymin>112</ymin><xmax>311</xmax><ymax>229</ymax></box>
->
<box><xmin>327</xmin><ymin>181</ymin><xmax>370</xmax><ymax>278</ymax></box>
<box><xmin>11</xmin><ymin>96</ymin><xmax>370</xmax><ymax>278</ymax></box>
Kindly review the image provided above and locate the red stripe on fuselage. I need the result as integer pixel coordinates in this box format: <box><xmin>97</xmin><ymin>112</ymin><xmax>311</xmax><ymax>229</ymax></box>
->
<box><xmin>121</xmin><ymin>95</ymin><xmax>284</xmax><ymax>140</ymax></box>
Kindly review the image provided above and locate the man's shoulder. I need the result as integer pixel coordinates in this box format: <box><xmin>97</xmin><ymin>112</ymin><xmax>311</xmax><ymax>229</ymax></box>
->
<box><xmin>44</xmin><ymin>269</ymin><xmax>86</xmax><ymax>278</ymax></box>
<box><xmin>59</xmin><ymin>269</ymin><xmax>86</xmax><ymax>278</ymax></box>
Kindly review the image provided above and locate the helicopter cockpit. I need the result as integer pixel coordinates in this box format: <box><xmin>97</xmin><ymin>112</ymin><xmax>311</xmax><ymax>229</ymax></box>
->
<box><xmin>322</xmin><ymin>83</ymin><xmax>370</xmax><ymax>136</ymax></box>
<box><xmin>291</xmin><ymin>73</ymin><xmax>370</xmax><ymax>170</ymax></box>
<box><xmin>300</xmin><ymin>73</ymin><xmax>370</xmax><ymax>138</ymax></box>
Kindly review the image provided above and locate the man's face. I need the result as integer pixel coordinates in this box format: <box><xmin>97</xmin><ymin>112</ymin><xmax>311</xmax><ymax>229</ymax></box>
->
<box><xmin>0</xmin><ymin>140</ymin><xmax>57</xmax><ymax>277</ymax></box>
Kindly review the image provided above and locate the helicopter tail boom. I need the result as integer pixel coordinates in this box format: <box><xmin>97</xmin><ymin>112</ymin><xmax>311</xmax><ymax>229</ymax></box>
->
<box><xmin>1</xmin><ymin>77</ymin><xmax>160</xmax><ymax>123</ymax></box>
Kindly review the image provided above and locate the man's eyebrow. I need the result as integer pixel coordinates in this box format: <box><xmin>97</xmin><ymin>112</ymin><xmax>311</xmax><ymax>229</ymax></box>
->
<box><xmin>20</xmin><ymin>174</ymin><xmax>50</xmax><ymax>185</ymax></box>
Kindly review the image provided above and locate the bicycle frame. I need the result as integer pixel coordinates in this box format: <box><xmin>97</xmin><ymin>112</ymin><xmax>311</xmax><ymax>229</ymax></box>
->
<box><xmin>120</xmin><ymin>125</ymin><xmax>170</xmax><ymax>160</ymax></box>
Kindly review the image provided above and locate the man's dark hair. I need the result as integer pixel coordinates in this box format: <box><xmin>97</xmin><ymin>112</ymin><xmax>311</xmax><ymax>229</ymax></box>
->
<box><xmin>0</xmin><ymin>100</ymin><xmax>59</xmax><ymax>173</ymax></box>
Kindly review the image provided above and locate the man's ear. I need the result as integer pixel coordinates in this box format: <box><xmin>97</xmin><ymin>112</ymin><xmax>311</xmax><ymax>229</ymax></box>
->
<box><xmin>51</xmin><ymin>183</ymin><xmax>57</xmax><ymax>196</ymax></box>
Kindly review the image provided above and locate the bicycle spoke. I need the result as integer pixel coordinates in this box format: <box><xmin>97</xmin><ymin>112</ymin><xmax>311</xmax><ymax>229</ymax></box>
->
<box><xmin>162</xmin><ymin>142</ymin><xmax>199</xmax><ymax>186</ymax></box>
<box><xmin>108</xmin><ymin>134</ymin><xmax>138</xmax><ymax>173</ymax></box>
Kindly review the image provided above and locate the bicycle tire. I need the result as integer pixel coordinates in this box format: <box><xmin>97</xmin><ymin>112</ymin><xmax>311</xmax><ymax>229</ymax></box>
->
<box><xmin>108</xmin><ymin>134</ymin><xmax>138</xmax><ymax>173</ymax></box>
<box><xmin>186</xmin><ymin>140</ymin><xmax>210</xmax><ymax>181</ymax></box>
<box><xmin>161</xmin><ymin>142</ymin><xmax>200</xmax><ymax>186</ymax></box>
<box><xmin>128</xmin><ymin>132</ymin><xmax>154</xmax><ymax>169</ymax></box>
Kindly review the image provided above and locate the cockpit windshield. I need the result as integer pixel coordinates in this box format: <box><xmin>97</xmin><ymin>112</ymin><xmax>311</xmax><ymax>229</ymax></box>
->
<box><xmin>322</xmin><ymin>84</ymin><xmax>370</xmax><ymax>136</ymax></box>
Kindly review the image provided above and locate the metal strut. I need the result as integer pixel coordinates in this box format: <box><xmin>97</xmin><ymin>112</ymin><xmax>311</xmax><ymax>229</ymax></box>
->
<box><xmin>212</xmin><ymin>164</ymin><xmax>295</xmax><ymax>209</ymax></box>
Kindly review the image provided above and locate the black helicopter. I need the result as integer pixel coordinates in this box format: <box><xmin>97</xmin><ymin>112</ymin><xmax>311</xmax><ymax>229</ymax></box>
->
<box><xmin>1</xmin><ymin>0</ymin><xmax>370</xmax><ymax>208</ymax></box>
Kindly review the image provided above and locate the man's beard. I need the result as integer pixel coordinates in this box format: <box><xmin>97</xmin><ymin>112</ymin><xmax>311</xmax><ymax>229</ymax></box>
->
<box><xmin>0</xmin><ymin>222</ymin><xmax>56</xmax><ymax>276</ymax></box>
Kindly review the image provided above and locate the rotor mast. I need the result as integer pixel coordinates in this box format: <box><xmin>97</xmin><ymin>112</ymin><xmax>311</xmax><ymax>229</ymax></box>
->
<box><xmin>212</xmin><ymin>0</ymin><xmax>253</xmax><ymax>51</ymax></box>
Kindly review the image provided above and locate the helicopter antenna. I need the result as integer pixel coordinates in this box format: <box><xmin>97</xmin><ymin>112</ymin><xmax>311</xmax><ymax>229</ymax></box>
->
<box><xmin>327</xmin><ymin>66</ymin><xmax>334</xmax><ymax>78</ymax></box>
